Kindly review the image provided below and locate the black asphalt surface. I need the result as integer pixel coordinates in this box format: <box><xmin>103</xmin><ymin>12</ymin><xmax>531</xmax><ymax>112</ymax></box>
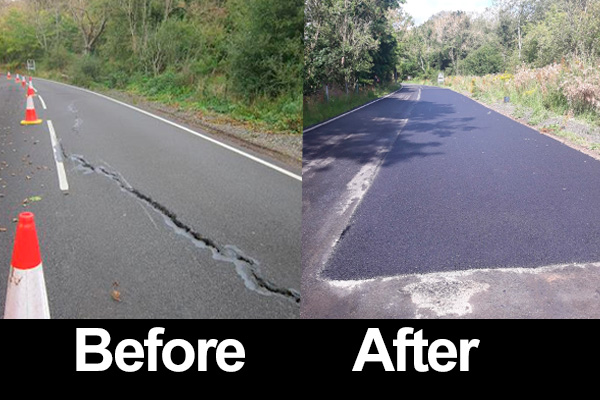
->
<box><xmin>0</xmin><ymin>76</ymin><xmax>300</xmax><ymax>318</ymax></box>
<box><xmin>303</xmin><ymin>85</ymin><xmax>600</xmax><ymax>281</ymax></box>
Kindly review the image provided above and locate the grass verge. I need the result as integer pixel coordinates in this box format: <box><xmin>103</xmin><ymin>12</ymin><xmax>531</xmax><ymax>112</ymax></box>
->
<box><xmin>431</xmin><ymin>72</ymin><xmax>600</xmax><ymax>159</ymax></box>
<box><xmin>303</xmin><ymin>82</ymin><xmax>402</xmax><ymax>129</ymax></box>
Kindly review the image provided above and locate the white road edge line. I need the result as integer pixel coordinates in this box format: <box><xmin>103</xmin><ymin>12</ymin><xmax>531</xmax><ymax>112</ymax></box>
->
<box><xmin>303</xmin><ymin>86</ymin><xmax>404</xmax><ymax>133</ymax></box>
<box><xmin>38</xmin><ymin>95</ymin><xmax>47</xmax><ymax>109</ymax></box>
<box><xmin>46</xmin><ymin>120</ymin><xmax>69</xmax><ymax>192</ymax></box>
<box><xmin>36</xmin><ymin>78</ymin><xmax>301</xmax><ymax>182</ymax></box>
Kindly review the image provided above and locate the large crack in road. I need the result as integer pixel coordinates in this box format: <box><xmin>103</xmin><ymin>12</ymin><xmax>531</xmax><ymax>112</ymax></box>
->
<box><xmin>62</xmin><ymin>145</ymin><xmax>300</xmax><ymax>305</ymax></box>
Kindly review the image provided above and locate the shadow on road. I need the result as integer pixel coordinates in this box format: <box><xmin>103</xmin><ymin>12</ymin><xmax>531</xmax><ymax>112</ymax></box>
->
<box><xmin>303</xmin><ymin>86</ymin><xmax>478</xmax><ymax>171</ymax></box>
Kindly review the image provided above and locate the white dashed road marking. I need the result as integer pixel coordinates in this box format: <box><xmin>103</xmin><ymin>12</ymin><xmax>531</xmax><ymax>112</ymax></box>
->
<box><xmin>46</xmin><ymin>120</ymin><xmax>69</xmax><ymax>192</ymax></box>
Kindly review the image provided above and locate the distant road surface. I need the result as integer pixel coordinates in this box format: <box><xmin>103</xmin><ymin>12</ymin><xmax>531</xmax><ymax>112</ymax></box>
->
<box><xmin>0</xmin><ymin>75</ymin><xmax>301</xmax><ymax>318</ymax></box>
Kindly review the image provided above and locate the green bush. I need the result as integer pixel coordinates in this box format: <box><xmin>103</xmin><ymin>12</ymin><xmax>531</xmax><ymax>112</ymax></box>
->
<box><xmin>104</xmin><ymin>69</ymin><xmax>130</xmax><ymax>89</ymax></box>
<box><xmin>43</xmin><ymin>47</ymin><xmax>74</xmax><ymax>71</ymax></box>
<box><xmin>462</xmin><ymin>44</ymin><xmax>504</xmax><ymax>76</ymax></box>
<box><xmin>71</xmin><ymin>55</ymin><xmax>103</xmax><ymax>87</ymax></box>
<box><xmin>142</xmin><ymin>70</ymin><xmax>178</xmax><ymax>96</ymax></box>
<box><xmin>228</xmin><ymin>0</ymin><xmax>302</xmax><ymax>98</ymax></box>
<box><xmin>542</xmin><ymin>89</ymin><xmax>569</xmax><ymax>114</ymax></box>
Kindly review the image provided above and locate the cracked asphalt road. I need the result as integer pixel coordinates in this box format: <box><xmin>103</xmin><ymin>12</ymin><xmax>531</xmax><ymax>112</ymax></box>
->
<box><xmin>0</xmin><ymin>76</ymin><xmax>300</xmax><ymax>318</ymax></box>
<box><xmin>302</xmin><ymin>84</ymin><xmax>600</xmax><ymax>318</ymax></box>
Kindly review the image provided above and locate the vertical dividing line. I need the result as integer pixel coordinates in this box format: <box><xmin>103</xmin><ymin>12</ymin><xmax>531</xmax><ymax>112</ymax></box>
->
<box><xmin>46</xmin><ymin>120</ymin><xmax>69</xmax><ymax>192</ymax></box>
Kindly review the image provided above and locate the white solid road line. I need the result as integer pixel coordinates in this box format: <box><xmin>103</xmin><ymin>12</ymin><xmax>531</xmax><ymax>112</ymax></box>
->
<box><xmin>46</xmin><ymin>120</ymin><xmax>69</xmax><ymax>192</ymax></box>
<box><xmin>36</xmin><ymin>78</ymin><xmax>301</xmax><ymax>182</ymax></box>
<box><xmin>38</xmin><ymin>95</ymin><xmax>47</xmax><ymax>109</ymax></box>
<box><xmin>303</xmin><ymin>86</ymin><xmax>404</xmax><ymax>133</ymax></box>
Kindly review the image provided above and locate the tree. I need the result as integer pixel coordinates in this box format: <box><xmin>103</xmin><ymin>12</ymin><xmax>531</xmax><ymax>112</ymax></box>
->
<box><xmin>0</xmin><ymin>3</ymin><xmax>41</xmax><ymax>63</ymax></box>
<box><xmin>304</xmin><ymin>0</ymin><xmax>330</xmax><ymax>93</ymax></box>
<box><xmin>462</xmin><ymin>43</ymin><xmax>504</xmax><ymax>75</ymax></box>
<box><xmin>368</xmin><ymin>1</ymin><xmax>403</xmax><ymax>83</ymax></box>
<box><xmin>304</xmin><ymin>0</ymin><xmax>402</xmax><ymax>94</ymax></box>
<box><xmin>229</xmin><ymin>0</ymin><xmax>303</xmax><ymax>98</ymax></box>
<box><xmin>494</xmin><ymin>0</ymin><xmax>537</xmax><ymax>61</ymax></box>
<box><xmin>67</xmin><ymin>0</ymin><xmax>109</xmax><ymax>54</ymax></box>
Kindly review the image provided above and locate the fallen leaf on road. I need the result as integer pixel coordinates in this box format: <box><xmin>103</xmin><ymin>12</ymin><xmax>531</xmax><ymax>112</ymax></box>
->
<box><xmin>111</xmin><ymin>282</ymin><xmax>121</xmax><ymax>302</ymax></box>
<box><xmin>111</xmin><ymin>290</ymin><xmax>121</xmax><ymax>302</ymax></box>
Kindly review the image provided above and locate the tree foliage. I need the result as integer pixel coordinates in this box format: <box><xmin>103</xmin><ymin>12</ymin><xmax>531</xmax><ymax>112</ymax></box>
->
<box><xmin>0</xmin><ymin>0</ymin><xmax>303</xmax><ymax>132</ymax></box>
<box><xmin>394</xmin><ymin>0</ymin><xmax>600</xmax><ymax>78</ymax></box>
<box><xmin>228</xmin><ymin>0</ymin><xmax>303</xmax><ymax>98</ymax></box>
<box><xmin>304</xmin><ymin>0</ymin><xmax>402</xmax><ymax>95</ymax></box>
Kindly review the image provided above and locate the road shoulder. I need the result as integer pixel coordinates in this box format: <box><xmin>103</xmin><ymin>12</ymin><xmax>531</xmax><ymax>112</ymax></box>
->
<box><xmin>101</xmin><ymin>89</ymin><xmax>302</xmax><ymax>170</ymax></box>
<box><xmin>446</xmin><ymin>86</ymin><xmax>600</xmax><ymax>163</ymax></box>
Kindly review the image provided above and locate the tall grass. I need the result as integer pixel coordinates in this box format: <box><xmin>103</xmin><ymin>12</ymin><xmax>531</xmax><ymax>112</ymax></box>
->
<box><xmin>444</xmin><ymin>57</ymin><xmax>600</xmax><ymax>126</ymax></box>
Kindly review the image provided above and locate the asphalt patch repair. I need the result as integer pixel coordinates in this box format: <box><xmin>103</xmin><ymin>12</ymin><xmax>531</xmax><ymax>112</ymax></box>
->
<box><xmin>322</xmin><ymin>87</ymin><xmax>600</xmax><ymax>280</ymax></box>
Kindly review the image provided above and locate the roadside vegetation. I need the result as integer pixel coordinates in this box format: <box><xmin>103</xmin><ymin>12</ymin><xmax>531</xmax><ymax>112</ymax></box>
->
<box><xmin>303</xmin><ymin>82</ymin><xmax>400</xmax><ymax>128</ymax></box>
<box><xmin>394</xmin><ymin>0</ymin><xmax>600</xmax><ymax>152</ymax></box>
<box><xmin>447</xmin><ymin>59</ymin><xmax>600</xmax><ymax>126</ymax></box>
<box><xmin>0</xmin><ymin>0</ymin><xmax>302</xmax><ymax>135</ymax></box>
<box><xmin>303</xmin><ymin>0</ymin><xmax>402</xmax><ymax>128</ymax></box>
<box><xmin>306</xmin><ymin>0</ymin><xmax>600</xmax><ymax>150</ymax></box>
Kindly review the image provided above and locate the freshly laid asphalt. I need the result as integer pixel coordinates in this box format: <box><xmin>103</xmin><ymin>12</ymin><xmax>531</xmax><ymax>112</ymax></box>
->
<box><xmin>303</xmin><ymin>85</ymin><xmax>600</xmax><ymax>282</ymax></box>
<box><xmin>0</xmin><ymin>76</ymin><xmax>300</xmax><ymax>318</ymax></box>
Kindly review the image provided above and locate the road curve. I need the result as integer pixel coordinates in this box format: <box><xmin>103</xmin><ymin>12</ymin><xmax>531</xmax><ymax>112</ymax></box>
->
<box><xmin>0</xmin><ymin>75</ymin><xmax>300</xmax><ymax>318</ymax></box>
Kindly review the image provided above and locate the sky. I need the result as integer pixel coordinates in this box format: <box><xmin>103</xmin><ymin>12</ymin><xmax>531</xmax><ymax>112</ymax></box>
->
<box><xmin>403</xmin><ymin>0</ymin><xmax>494</xmax><ymax>25</ymax></box>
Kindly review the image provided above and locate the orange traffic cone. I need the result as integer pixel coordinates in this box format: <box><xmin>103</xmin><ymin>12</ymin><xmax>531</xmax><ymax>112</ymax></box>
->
<box><xmin>6</xmin><ymin>71</ymin><xmax>11</xmax><ymax>80</ymax></box>
<box><xmin>4</xmin><ymin>212</ymin><xmax>50</xmax><ymax>319</ymax></box>
<box><xmin>15</xmin><ymin>74</ymin><xmax>20</xmax><ymax>83</ymax></box>
<box><xmin>21</xmin><ymin>78</ymin><xmax>26</xmax><ymax>89</ymax></box>
<box><xmin>27</xmin><ymin>81</ymin><xmax>36</xmax><ymax>97</ymax></box>
<box><xmin>21</xmin><ymin>93</ymin><xmax>42</xmax><ymax>125</ymax></box>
